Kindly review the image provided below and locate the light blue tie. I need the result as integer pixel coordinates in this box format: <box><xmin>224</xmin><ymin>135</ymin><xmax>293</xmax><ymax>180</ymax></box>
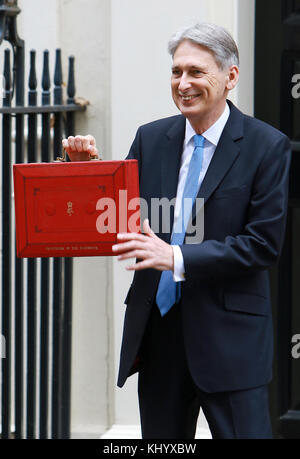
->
<box><xmin>156</xmin><ymin>134</ymin><xmax>205</xmax><ymax>316</ymax></box>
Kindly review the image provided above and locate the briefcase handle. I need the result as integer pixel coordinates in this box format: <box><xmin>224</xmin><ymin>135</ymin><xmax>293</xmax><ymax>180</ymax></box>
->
<box><xmin>56</xmin><ymin>148</ymin><xmax>100</xmax><ymax>162</ymax></box>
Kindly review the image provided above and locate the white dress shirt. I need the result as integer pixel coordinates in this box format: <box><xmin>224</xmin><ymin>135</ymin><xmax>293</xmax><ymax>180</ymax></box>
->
<box><xmin>172</xmin><ymin>103</ymin><xmax>230</xmax><ymax>281</ymax></box>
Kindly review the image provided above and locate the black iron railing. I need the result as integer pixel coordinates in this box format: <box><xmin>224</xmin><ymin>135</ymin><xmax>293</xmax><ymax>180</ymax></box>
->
<box><xmin>0</xmin><ymin>5</ymin><xmax>86</xmax><ymax>439</ymax></box>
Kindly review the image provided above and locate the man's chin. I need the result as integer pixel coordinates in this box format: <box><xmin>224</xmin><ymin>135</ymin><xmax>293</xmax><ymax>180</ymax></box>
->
<box><xmin>179</xmin><ymin>105</ymin><xmax>205</xmax><ymax>119</ymax></box>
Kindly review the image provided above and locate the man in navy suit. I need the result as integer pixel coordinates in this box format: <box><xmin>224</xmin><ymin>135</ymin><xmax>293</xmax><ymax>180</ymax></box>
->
<box><xmin>64</xmin><ymin>23</ymin><xmax>291</xmax><ymax>439</ymax></box>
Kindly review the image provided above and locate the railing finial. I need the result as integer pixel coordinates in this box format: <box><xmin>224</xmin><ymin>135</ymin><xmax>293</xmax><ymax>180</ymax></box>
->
<box><xmin>67</xmin><ymin>56</ymin><xmax>75</xmax><ymax>103</ymax></box>
<box><xmin>0</xmin><ymin>0</ymin><xmax>22</xmax><ymax>46</ymax></box>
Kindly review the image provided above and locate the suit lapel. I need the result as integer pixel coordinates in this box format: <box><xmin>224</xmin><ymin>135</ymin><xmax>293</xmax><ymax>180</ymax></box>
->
<box><xmin>198</xmin><ymin>130</ymin><xmax>241</xmax><ymax>202</ymax></box>
<box><xmin>191</xmin><ymin>101</ymin><xmax>244</xmax><ymax>221</ymax></box>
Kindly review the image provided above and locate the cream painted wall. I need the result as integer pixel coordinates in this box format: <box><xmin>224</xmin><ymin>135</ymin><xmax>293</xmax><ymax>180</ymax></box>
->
<box><xmin>18</xmin><ymin>0</ymin><xmax>60</xmax><ymax>93</ymax></box>
<box><xmin>236</xmin><ymin>0</ymin><xmax>255</xmax><ymax>115</ymax></box>
<box><xmin>58</xmin><ymin>0</ymin><xmax>113</xmax><ymax>438</ymax></box>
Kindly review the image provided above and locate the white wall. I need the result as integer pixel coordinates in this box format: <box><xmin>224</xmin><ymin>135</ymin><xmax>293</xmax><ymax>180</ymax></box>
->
<box><xmin>236</xmin><ymin>0</ymin><xmax>255</xmax><ymax>115</ymax></box>
<box><xmin>18</xmin><ymin>0</ymin><xmax>60</xmax><ymax>95</ymax></box>
<box><xmin>58</xmin><ymin>0</ymin><xmax>113</xmax><ymax>438</ymax></box>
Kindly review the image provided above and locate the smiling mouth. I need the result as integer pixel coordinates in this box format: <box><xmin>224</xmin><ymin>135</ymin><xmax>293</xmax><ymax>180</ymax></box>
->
<box><xmin>179</xmin><ymin>94</ymin><xmax>200</xmax><ymax>101</ymax></box>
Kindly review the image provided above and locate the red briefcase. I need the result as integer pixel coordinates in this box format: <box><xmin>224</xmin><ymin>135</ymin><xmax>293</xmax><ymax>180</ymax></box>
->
<box><xmin>13</xmin><ymin>160</ymin><xmax>140</xmax><ymax>258</ymax></box>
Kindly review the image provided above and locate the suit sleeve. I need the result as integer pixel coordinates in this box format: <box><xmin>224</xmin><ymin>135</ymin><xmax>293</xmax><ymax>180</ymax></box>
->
<box><xmin>181</xmin><ymin>135</ymin><xmax>292</xmax><ymax>281</ymax></box>
<box><xmin>126</xmin><ymin>128</ymin><xmax>142</xmax><ymax>163</ymax></box>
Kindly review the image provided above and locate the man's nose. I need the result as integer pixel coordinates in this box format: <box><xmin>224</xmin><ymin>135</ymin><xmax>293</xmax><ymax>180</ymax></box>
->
<box><xmin>178</xmin><ymin>74</ymin><xmax>192</xmax><ymax>91</ymax></box>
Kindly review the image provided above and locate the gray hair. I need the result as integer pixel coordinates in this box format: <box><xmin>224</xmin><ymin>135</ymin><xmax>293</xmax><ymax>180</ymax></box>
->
<box><xmin>168</xmin><ymin>23</ymin><xmax>240</xmax><ymax>69</ymax></box>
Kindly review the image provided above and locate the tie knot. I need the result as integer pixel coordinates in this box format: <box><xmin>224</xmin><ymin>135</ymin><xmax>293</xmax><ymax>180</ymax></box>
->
<box><xmin>194</xmin><ymin>134</ymin><xmax>205</xmax><ymax>148</ymax></box>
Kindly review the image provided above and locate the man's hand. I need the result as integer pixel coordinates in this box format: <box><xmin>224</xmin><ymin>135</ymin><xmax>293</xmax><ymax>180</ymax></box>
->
<box><xmin>62</xmin><ymin>135</ymin><xmax>99</xmax><ymax>161</ymax></box>
<box><xmin>112</xmin><ymin>219</ymin><xmax>174</xmax><ymax>272</ymax></box>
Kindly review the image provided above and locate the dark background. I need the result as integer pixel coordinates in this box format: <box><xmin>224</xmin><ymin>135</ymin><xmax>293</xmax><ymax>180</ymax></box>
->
<box><xmin>255</xmin><ymin>0</ymin><xmax>300</xmax><ymax>438</ymax></box>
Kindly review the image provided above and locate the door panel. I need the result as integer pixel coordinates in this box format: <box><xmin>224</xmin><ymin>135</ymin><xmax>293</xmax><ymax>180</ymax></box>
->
<box><xmin>255</xmin><ymin>0</ymin><xmax>300</xmax><ymax>439</ymax></box>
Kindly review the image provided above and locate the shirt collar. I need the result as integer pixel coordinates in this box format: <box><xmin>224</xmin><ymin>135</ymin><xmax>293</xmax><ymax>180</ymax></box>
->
<box><xmin>184</xmin><ymin>102</ymin><xmax>230</xmax><ymax>148</ymax></box>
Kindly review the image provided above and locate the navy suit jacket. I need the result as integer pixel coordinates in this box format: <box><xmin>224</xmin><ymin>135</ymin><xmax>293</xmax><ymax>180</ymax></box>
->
<box><xmin>117</xmin><ymin>100</ymin><xmax>291</xmax><ymax>393</ymax></box>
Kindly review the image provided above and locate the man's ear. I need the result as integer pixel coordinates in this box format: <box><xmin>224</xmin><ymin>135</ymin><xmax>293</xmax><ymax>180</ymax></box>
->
<box><xmin>226</xmin><ymin>65</ymin><xmax>239</xmax><ymax>90</ymax></box>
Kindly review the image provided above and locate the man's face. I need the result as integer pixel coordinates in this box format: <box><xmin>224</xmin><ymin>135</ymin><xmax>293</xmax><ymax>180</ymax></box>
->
<box><xmin>171</xmin><ymin>40</ymin><xmax>233</xmax><ymax>124</ymax></box>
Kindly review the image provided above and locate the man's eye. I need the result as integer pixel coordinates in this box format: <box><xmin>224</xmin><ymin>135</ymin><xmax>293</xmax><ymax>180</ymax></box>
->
<box><xmin>172</xmin><ymin>70</ymin><xmax>181</xmax><ymax>76</ymax></box>
<box><xmin>192</xmin><ymin>69</ymin><xmax>203</xmax><ymax>75</ymax></box>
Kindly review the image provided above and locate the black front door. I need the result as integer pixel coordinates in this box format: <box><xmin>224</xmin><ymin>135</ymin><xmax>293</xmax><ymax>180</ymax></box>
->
<box><xmin>255</xmin><ymin>0</ymin><xmax>300</xmax><ymax>439</ymax></box>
